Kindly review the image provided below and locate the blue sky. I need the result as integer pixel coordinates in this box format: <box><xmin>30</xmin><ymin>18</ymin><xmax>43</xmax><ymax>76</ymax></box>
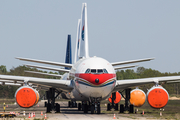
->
<box><xmin>0</xmin><ymin>1</ymin><xmax>180</xmax><ymax>73</ymax></box>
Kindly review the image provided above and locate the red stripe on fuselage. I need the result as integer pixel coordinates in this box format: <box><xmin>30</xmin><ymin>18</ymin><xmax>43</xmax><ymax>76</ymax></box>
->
<box><xmin>76</xmin><ymin>73</ymin><xmax>116</xmax><ymax>85</ymax></box>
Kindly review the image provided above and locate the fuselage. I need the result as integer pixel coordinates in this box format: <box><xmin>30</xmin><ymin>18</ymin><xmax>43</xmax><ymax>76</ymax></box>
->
<box><xmin>64</xmin><ymin>56</ymin><xmax>116</xmax><ymax>101</ymax></box>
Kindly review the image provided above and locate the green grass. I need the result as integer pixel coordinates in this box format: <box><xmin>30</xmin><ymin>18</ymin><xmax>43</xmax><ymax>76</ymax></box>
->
<box><xmin>0</xmin><ymin>99</ymin><xmax>15</xmax><ymax>104</ymax></box>
<box><xmin>100</xmin><ymin>99</ymin><xmax>180</xmax><ymax>119</ymax></box>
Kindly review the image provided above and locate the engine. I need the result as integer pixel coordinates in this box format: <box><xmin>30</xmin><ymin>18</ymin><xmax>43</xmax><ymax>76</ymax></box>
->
<box><xmin>147</xmin><ymin>85</ymin><xmax>169</xmax><ymax>108</ymax></box>
<box><xmin>130</xmin><ymin>88</ymin><xmax>146</xmax><ymax>107</ymax></box>
<box><xmin>108</xmin><ymin>91</ymin><xmax>121</xmax><ymax>104</ymax></box>
<box><xmin>15</xmin><ymin>86</ymin><xmax>39</xmax><ymax>108</ymax></box>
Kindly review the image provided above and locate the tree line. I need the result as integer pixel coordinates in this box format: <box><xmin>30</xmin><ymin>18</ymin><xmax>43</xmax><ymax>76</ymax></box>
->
<box><xmin>0</xmin><ymin>65</ymin><xmax>180</xmax><ymax>98</ymax></box>
<box><xmin>0</xmin><ymin>65</ymin><xmax>60</xmax><ymax>98</ymax></box>
<box><xmin>116</xmin><ymin>67</ymin><xmax>180</xmax><ymax>95</ymax></box>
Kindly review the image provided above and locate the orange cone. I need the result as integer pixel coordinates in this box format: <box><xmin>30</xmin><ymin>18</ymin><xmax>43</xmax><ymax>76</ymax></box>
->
<box><xmin>142</xmin><ymin>110</ymin><xmax>144</xmax><ymax>115</ymax></box>
<box><xmin>45</xmin><ymin>113</ymin><xmax>47</xmax><ymax>119</ymax></box>
<box><xmin>31</xmin><ymin>112</ymin><xmax>33</xmax><ymax>118</ymax></box>
<box><xmin>28</xmin><ymin>113</ymin><xmax>31</xmax><ymax>118</ymax></box>
<box><xmin>113</xmin><ymin>113</ymin><xmax>116</xmax><ymax>119</ymax></box>
<box><xmin>41</xmin><ymin>111</ymin><xmax>43</xmax><ymax>116</ymax></box>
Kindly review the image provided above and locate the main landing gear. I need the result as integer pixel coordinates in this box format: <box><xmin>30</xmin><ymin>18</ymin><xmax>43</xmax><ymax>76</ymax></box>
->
<box><xmin>107</xmin><ymin>92</ymin><xmax>119</xmax><ymax>111</ymax></box>
<box><xmin>119</xmin><ymin>88</ymin><xmax>134</xmax><ymax>113</ymax></box>
<box><xmin>44</xmin><ymin>88</ymin><xmax>61</xmax><ymax>113</ymax></box>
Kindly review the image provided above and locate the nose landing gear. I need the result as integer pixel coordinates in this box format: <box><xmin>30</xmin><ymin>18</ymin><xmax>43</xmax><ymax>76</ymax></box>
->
<box><xmin>80</xmin><ymin>98</ymin><xmax>101</xmax><ymax>114</ymax></box>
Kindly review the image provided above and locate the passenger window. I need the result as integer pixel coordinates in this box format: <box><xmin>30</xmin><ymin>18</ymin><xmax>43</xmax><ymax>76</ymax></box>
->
<box><xmin>85</xmin><ymin>69</ymin><xmax>90</xmax><ymax>73</ymax></box>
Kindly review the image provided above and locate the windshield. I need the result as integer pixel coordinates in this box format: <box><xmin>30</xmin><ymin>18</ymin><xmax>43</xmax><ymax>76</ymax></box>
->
<box><xmin>85</xmin><ymin>69</ymin><xmax>108</xmax><ymax>74</ymax></box>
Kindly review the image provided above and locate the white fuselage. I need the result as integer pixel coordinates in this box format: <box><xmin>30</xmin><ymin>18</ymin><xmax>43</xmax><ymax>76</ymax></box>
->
<box><xmin>63</xmin><ymin>56</ymin><xmax>116</xmax><ymax>101</ymax></box>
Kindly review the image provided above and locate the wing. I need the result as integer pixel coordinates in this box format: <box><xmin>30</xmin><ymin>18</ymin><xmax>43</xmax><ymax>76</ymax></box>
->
<box><xmin>0</xmin><ymin>75</ymin><xmax>73</xmax><ymax>92</ymax></box>
<box><xmin>113</xmin><ymin>76</ymin><xmax>180</xmax><ymax>92</ymax></box>
<box><xmin>111</xmin><ymin>57</ymin><xmax>155</xmax><ymax>66</ymax></box>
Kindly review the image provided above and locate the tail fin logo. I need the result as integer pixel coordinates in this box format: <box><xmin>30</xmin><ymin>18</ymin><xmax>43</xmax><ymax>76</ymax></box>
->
<box><xmin>82</xmin><ymin>26</ymin><xmax>84</xmax><ymax>41</ymax></box>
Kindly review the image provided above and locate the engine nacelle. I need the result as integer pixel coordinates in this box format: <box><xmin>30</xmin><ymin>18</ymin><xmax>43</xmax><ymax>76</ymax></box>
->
<box><xmin>15</xmin><ymin>86</ymin><xmax>39</xmax><ymax>108</ymax></box>
<box><xmin>147</xmin><ymin>86</ymin><xmax>169</xmax><ymax>108</ymax></box>
<box><xmin>108</xmin><ymin>91</ymin><xmax>121</xmax><ymax>104</ymax></box>
<box><xmin>130</xmin><ymin>88</ymin><xmax>146</xmax><ymax>107</ymax></box>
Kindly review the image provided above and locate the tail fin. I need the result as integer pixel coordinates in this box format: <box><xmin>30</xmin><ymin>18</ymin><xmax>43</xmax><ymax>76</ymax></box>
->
<box><xmin>79</xmin><ymin>3</ymin><xmax>89</xmax><ymax>59</ymax></box>
<box><xmin>74</xmin><ymin>19</ymin><xmax>81</xmax><ymax>63</ymax></box>
<box><xmin>65</xmin><ymin>35</ymin><xmax>72</xmax><ymax>69</ymax></box>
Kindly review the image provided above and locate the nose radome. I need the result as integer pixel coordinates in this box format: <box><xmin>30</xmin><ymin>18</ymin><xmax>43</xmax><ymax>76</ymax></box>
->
<box><xmin>95</xmin><ymin>79</ymin><xmax>99</xmax><ymax>83</ymax></box>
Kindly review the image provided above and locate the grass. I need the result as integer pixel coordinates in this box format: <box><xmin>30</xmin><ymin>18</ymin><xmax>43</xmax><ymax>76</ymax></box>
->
<box><xmin>100</xmin><ymin>99</ymin><xmax>180</xmax><ymax>119</ymax></box>
<box><xmin>0</xmin><ymin>99</ymin><xmax>15</xmax><ymax>104</ymax></box>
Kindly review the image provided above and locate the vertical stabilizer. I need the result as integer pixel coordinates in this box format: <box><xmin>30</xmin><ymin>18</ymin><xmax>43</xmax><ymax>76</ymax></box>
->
<box><xmin>79</xmin><ymin>3</ymin><xmax>89</xmax><ymax>59</ymax></box>
<box><xmin>74</xmin><ymin>19</ymin><xmax>81</xmax><ymax>63</ymax></box>
<box><xmin>65</xmin><ymin>35</ymin><xmax>72</xmax><ymax>69</ymax></box>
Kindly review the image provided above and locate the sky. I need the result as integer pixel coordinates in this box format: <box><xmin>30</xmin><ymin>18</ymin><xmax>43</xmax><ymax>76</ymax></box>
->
<box><xmin>0</xmin><ymin>1</ymin><xmax>180</xmax><ymax>73</ymax></box>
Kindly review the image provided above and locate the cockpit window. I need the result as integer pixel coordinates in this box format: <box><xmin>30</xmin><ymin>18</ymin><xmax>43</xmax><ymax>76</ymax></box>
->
<box><xmin>91</xmin><ymin>69</ymin><xmax>96</xmax><ymax>74</ymax></box>
<box><xmin>97</xmin><ymin>69</ymin><xmax>103</xmax><ymax>74</ymax></box>
<box><xmin>85</xmin><ymin>69</ymin><xmax>90</xmax><ymax>73</ymax></box>
<box><xmin>103</xmin><ymin>69</ymin><xmax>108</xmax><ymax>73</ymax></box>
<box><xmin>85</xmin><ymin>69</ymin><xmax>108</xmax><ymax>74</ymax></box>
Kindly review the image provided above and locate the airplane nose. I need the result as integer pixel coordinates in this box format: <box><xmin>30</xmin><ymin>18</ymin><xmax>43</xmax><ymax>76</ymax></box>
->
<box><xmin>95</xmin><ymin>78</ymin><xmax>99</xmax><ymax>83</ymax></box>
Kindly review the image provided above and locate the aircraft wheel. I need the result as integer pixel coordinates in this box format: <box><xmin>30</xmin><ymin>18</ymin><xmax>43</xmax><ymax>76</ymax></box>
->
<box><xmin>75</xmin><ymin>102</ymin><xmax>77</xmax><ymax>108</ymax></box>
<box><xmin>55</xmin><ymin>103</ymin><xmax>60</xmax><ymax>113</ymax></box>
<box><xmin>84</xmin><ymin>104</ymin><xmax>88</xmax><ymax>113</ymax></box>
<box><xmin>78</xmin><ymin>103</ymin><xmax>82</xmax><ymax>111</ymax></box>
<box><xmin>46</xmin><ymin>103</ymin><xmax>51</xmax><ymax>113</ymax></box>
<box><xmin>107</xmin><ymin>103</ymin><xmax>111</xmax><ymax>111</ymax></box>
<box><xmin>97</xmin><ymin>104</ymin><xmax>101</xmax><ymax>114</ymax></box>
<box><xmin>91</xmin><ymin>105</ymin><xmax>94</xmax><ymax>114</ymax></box>
<box><xmin>120</xmin><ymin>104</ymin><xmax>124</xmax><ymax>113</ymax></box>
<box><xmin>44</xmin><ymin>102</ymin><xmax>47</xmax><ymax>107</ymax></box>
<box><xmin>68</xmin><ymin>101</ymin><xmax>71</xmax><ymax>107</ymax></box>
<box><xmin>115</xmin><ymin>103</ymin><xmax>118</xmax><ymax>111</ymax></box>
<box><xmin>129</xmin><ymin>104</ymin><xmax>134</xmax><ymax>113</ymax></box>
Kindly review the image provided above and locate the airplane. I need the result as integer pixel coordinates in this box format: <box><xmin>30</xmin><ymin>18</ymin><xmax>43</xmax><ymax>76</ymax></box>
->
<box><xmin>0</xmin><ymin>3</ymin><xmax>180</xmax><ymax>114</ymax></box>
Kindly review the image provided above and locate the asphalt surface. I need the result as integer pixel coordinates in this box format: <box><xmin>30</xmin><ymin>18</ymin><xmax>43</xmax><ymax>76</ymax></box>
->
<box><xmin>0</xmin><ymin>101</ymin><xmax>166</xmax><ymax>120</ymax></box>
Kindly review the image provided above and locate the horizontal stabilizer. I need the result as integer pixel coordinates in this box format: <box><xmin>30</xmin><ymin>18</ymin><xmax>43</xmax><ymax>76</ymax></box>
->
<box><xmin>24</xmin><ymin>64</ymin><xmax>70</xmax><ymax>72</ymax></box>
<box><xmin>111</xmin><ymin>57</ymin><xmax>155</xmax><ymax>66</ymax></box>
<box><xmin>16</xmin><ymin>57</ymin><xmax>72</xmax><ymax>68</ymax></box>
<box><xmin>114</xmin><ymin>65</ymin><xmax>138</xmax><ymax>70</ymax></box>
<box><xmin>25</xmin><ymin>71</ymin><xmax>62</xmax><ymax>77</ymax></box>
